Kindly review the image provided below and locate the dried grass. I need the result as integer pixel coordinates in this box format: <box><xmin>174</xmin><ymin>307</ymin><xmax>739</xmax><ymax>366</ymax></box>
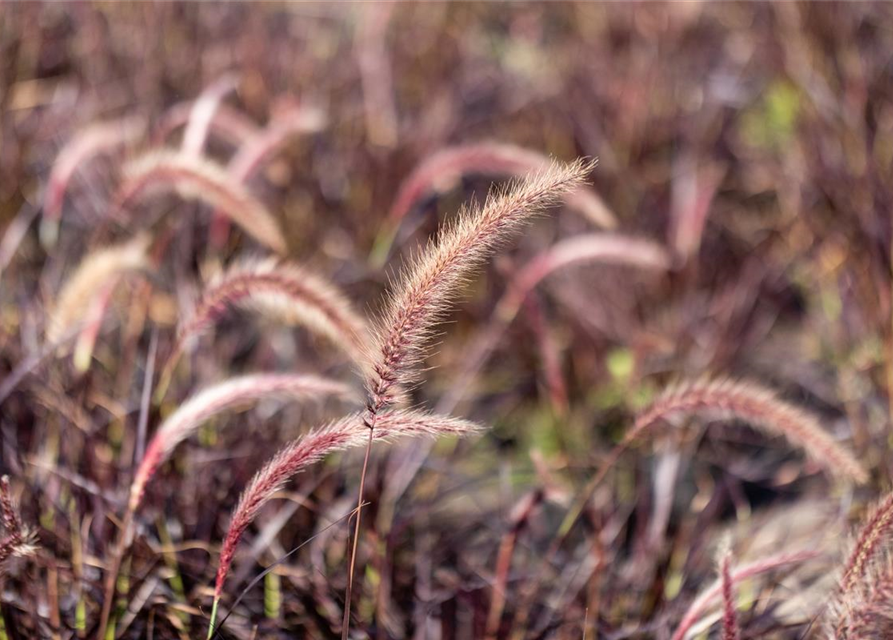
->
<box><xmin>839</xmin><ymin>491</ymin><xmax>893</xmax><ymax>592</ymax></box>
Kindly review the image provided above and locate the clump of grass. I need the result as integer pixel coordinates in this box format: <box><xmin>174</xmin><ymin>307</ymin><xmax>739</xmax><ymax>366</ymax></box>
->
<box><xmin>517</xmin><ymin>376</ymin><xmax>865</xmax><ymax>629</ymax></box>
<box><xmin>203</xmin><ymin>159</ymin><xmax>592</xmax><ymax>637</ymax></box>
<box><xmin>116</xmin><ymin>150</ymin><xmax>287</xmax><ymax>253</ymax></box>
<box><xmin>98</xmin><ymin>372</ymin><xmax>355</xmax><ymax>639</ymax></box>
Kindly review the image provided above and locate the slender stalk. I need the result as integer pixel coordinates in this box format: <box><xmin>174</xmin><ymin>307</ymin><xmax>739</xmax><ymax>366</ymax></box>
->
<box><xmin>342</xmin><ymin>425</ymin><xmax>374</xmax><ymax>640</ymax></box>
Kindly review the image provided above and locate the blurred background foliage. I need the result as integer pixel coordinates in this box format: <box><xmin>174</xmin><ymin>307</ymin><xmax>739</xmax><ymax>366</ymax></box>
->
<box><xmin>2</xmin><ymin>3</ymin><xmax>893</xmax><ymax>638</ymax></box>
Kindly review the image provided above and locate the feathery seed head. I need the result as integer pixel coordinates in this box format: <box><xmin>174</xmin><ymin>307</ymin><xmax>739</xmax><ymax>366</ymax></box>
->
<box><xmin>367</xmin><ymin>159</ymin><xmax>593</xmax><ymax>415</ymax></box>
<box><xmin>129</xmin><ymin>373</ymin><xmax>355</xmax><ymax>513</ymax></box>
<box><xmin>119</xmin><ymin>150</ymin><xmax>287</xmax><ymax>253</ymax></box>
<box><xmin>213</xmin><ymin>409</ymin><xmax>482</xmax><ymax>602</ymax></box>
<box><xmin>628</xmin><ymin>378</ymin><xmax>867</xmax><ymax>484</ymax></box>
<box><xmin>177</xmin><ymin>258</ymin><xmax>370</xmax><ymax>369</ymax></box>
<box><xmin>47</xmin><ymin>234</ymin><xmax>151</xmax><ymax>345</ymax></box>
<box><xmin>0</xmin><ymin>476</ymin><xmax>38</xmax><ymax>572</ymax></box>
<box><xmin>830</xmin><ymin>556</ymin><xmax>893</xmax><ymax>639</ymax></box>
<box><xmin>388</xmin><ymin>143</ymin><xmax>615</xmax><ymax>230</ymax></box>
<box><xmin>718</xmin><ymin>540</ymin><xmax>740</xmax><ymax>640</ymax></box>
<box><xmin>839</xmin><ymin>491</ymin><xmax>893</xmax><ymax>594</ymax></box>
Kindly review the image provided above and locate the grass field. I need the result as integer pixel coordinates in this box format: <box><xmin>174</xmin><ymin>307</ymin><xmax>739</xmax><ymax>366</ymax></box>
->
<box><xmin>2</xmin><ymin>3</ymin><xmax>893</xmax><ymax>638</ymax></box>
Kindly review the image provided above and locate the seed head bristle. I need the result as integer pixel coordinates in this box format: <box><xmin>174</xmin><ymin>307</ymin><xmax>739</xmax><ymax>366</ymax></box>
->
<box><xmin>367</xmin><ymin>159</ymin><xmax>593</xmax><ymax>415</ymax></box>
<box><xmin>671</xmin><ymin>549</ymin><xmax>818</xmax><ymax>640</ymax></box>
<box><xmin>626</xmin><ymin>378</ymin><xmax>867</xmax><ymax>484</ymax></box>
<box><xmin>47</xmin><ymin>234</ymin><xmax>151</xmax><ymax>345</ymax></box>
<box><xmin>213</xmin><ymin>409</ymin><xmax>482</xmax><ymax>603</ymax></box>
<box><xmin>174</xmin><ymin>258</ymin><xmax>370</xmax><ymax>373</ymax></box>
<box><xmin>388</xmin><ymin>142</ymin><xmax>615</xmax><ymax>229</ymax></box>
<box><xmin>129</xmin><ymin>373</ymin><xmax>356</xmax><ymax>513</ymax></box>
<box><xmin>118</xmin><ymin>150</ymin><xmax>287</xmax><ymax>253</ymax></box>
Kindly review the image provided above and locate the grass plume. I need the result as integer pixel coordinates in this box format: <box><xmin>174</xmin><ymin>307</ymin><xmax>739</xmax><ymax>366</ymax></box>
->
<box><xmin>71</xmin><ymin>279</ymin><xmax>119</xmax><ymax>372</ymax></box>
<box><xmin>158</xmin><ymin>259</ymin><xmax>370</xmax><ymax>400</ymax></box>
<box><xmin>46</xmin><ymin>234</ymin><xmax>150</xmax><ymax>346</ymax></box>
<box><xmin>0</xmin><ymin>476</ymin><xmax>37</xmax><ymax>572</ymax></box>
<box><xmin>670</xmin><ymin>549</ymin><xmax>819</xmax><ymax>640</ymax></box>
<box><xmin>839</xmin><ymin>491</ymin><xmax>893</xmax><ymax>593</ymax></box>
<box><xmin>117</xmin><ymin>150</ymin><xmax>287</xmax><ymax>253</ymax></box>
<box><xmin>208</xmin><ymin>409</ymin><xmax>482</xmax><ymax>635</ymax></box>
<box><xmin>829</xmin><ymin>559</ymin><xmax>893</xmax><ymax>639</ymax></box>
<box><xmin>719</xmin><ymin>541</ymin><xmax>740</xmax><ymax>640</ymax></box>
<box><xmin>367</xmin><ymin>158</ymin><xmax>593</xmax><ymax>415</ymax></box>
<box><xmin>99</xmin><ymin>372</ymin><xmax>354</xmax><ymax>639</ymax></box>
<box><xmin>828</xmin><ymin>489</ymin><xmax>893</xmax><ymax>637</ymax></box>
<box><xmin>42</xmin><ymin>116</ymin><xmax>145</xmax><ymax>247</ymax></box>
<box><xmin>181</xmin><ymin>75</ymin><xmax>239</xmax><ymax>156</ymax></box>
<box><xmin>130</xmin><ymin>372</ymin><xmax>355</xmax><ymax>512</ymax></box>
<box><xmin>624</xmin><ymin>378</ymin><xmax>868</xmax><ymax>484</ymax></box>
